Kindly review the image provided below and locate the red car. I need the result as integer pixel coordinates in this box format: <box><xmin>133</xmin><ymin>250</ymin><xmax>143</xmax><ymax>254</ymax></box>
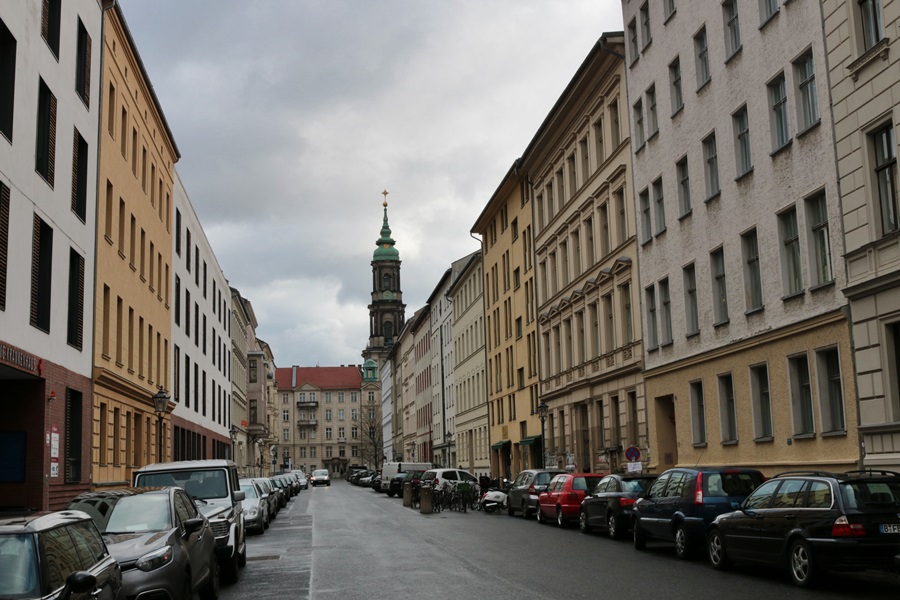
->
<box><xmin>537</xmin><ymin>473</ymin><xmax>605</xmax><ymax>527</ymax></box>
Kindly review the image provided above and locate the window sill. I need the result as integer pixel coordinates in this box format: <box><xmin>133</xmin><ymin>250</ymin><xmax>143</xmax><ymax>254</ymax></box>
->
<box><xmin>140</xmin><ymin>275</ymin><xmax>147</xmax><ymax>283</ymax></box>
<box><xmin>118</xmin><ymin>250</ymin><xmax>126</xmax><ymax>260</ymax></box>
<box><xmin>758</xmin><ymin>9</ymin><xmax>779</xmax><ymax>31</ymax></box>
<box><xmin>754</xmin><ymin>436</ymin><xmax>774</xmax><ymax>444</ymax></box>
<box><xmin>696</xmin><ymin>78</ymin><xmax>711</xmax><ymax>95</ymax></box>
<box><xmin>822</xmin><ymin>429</ymin><xmax>847</xmax><ymax>438</ymax></box>
<box><xmin>654</xmin><ymin>226</ymin><xmax>667</xmax><ymax>238</ymax></box>
<box><xmin>660</xmin><ymin>340</ymin><xmax>674</xmax><ymax>348</ymax></box>
<box><xmin>104</xmin><ymin>235</ymin><xmax>114</xmax><ymax>246</ymax></box>
<box><xmin>781</xmin><ymin>290</ymin><xmax>805</xmax><ymax>302</ymax></box>
<box><xmin>744</xmin><ymin>306</ymin><xmax>764</xmax><ymax>316</ymax></box>
<box><xmin>796</xmin><ymin>119</ymin><xmax>821</xmax><ymax>139</ymax></box>
<box><xmin>129</xmin><ymin>263</ymin><xmax>136</xmax><ymax>272</ymax></box>
<box><xmin>630</xmin><ymin>56</ymin><xmax>640</xmax><ymax>69</ymax></box>
<box><xmin>686</xmin><ymin>330</ymin><xmax>700</xmax><ymax>339</ymax></box>
<box><xmin>635</xmin><ymin>141</ymin><xmax>646</xmax><ymax>155</ymax></box>
<box><xmin>769</xmin><ymin>139</ymin><xmax>792</xmax><ymax>158</ymax></box>
<box><xmin>792</xmin><ymin>432</ymin><xmax>816</xmax><ymax>440</ymax></box>
<box><xmin>713</xmin><ymin>319</ymin><xmax>730</xmax><ymax>329</ymax></box>
<box><xmin>721</xmin><ymin>439</ymin><xmax>738</xmax><ymax>446</ymax></box>
<box><xmin>848</xmin><ymin>37</ymin><xmax>890</xmax><ymax>81</ymax></box>
<box><xmin>704</xmin><ymin>191</ymin><xmax>721</xmax><ymax>204</ymax></box>
<box><xmin>809</xmin><ymin>279</ymin><xmax>835</xmax><ymax>293</ymax></box>
<box><xmin>671</xmin><ymin>105</ymin><xmax>684</xmax><ymax>119</ymax></box>
<box><xmin>724</xmin><ymin>45</ymin><xmax>743</xmax><ymax>65</ymax></box>
<box><xmin>647</xmin><ymin>344</ymin><xmax>659</xmax><ymax>353</ymax></box>
<box><xmin>647</xmin><ymin>130</ymin><xmax>659</xmax><ymax>143</ymax></box>
<box><xmin>641</xmin><ymin>39</ymin><xmax>653</xmax><ymax>53</ymax></box>
<box><xmin>101</xmin><ymin>353</ymin><xmax>111</xmax><ymax>361</ymax></box>
<box><xmin>734</xmin><ymin>166</ymin><xmax>754</xmax><ymax>183</ymax></box>
<box><xmin>692</xmin><ymin>442</ymin><xmax>707</xmax><ymax>449</ymax></box>
<box><xmin>678</xmin><ymin>209</ymin><xmax>692</xmax><ymax>222</ymax></box>
<box><xmin>641</xmin><ymin>237</ymin><xmax>653</xmax><ymax>247</ymax></box>
<box><xmin>664</xmin><ymin>9</ymin><xmax>676</xmax><ymax>25</ymax></box>
<box><xmin>115</xmin><ymin>361</ymin><xmax>124</xmax><ymax>368</ymax></box>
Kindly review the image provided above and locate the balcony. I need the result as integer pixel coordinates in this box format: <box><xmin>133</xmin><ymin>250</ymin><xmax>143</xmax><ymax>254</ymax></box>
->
<box><xmin>296</xmin><ymin>417</ymin><xmax>318</xmax><ymax>428</ymax></box>
<box><xmin>296</xmin><ymin>399</ymin><xmax>319</xmax><ymax>409</ymax></box>
<box><xmin>337</xmin><ymin>437</ymin><xmax>347</xmax><ymax>444</ymax></box>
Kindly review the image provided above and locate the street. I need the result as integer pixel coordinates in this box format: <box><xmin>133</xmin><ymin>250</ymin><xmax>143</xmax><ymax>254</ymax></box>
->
<box><xmin>224</xmin><ymin>480</ymin><xmax>900</xmax><ymax>600</ymax></box>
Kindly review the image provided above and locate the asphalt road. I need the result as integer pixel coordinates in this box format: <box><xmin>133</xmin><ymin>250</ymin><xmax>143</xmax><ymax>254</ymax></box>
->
<box><xmin>221</xmin><ymin>479</ymin><xmax>900</xmax><ymax>600</ymax></box>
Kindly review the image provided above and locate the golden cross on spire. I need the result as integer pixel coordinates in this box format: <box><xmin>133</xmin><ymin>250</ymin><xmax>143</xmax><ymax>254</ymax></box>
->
<box><xmin>382</xmin><ymin>189</ymin><xmax>389</xmax><ymax>207</ymax></box>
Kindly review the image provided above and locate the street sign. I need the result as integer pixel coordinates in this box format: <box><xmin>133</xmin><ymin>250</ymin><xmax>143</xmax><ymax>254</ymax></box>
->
<box><xmin>625</xmin><ymin>446</ymin><xmax>641</xmax><ymax>462</ymax></box>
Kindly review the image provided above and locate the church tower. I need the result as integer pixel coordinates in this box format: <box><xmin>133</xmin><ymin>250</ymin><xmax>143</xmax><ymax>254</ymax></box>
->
<box><xmin>363</xmin><ymin>193</ymin><xmax>405</xmax><ymax>366</ymax></box>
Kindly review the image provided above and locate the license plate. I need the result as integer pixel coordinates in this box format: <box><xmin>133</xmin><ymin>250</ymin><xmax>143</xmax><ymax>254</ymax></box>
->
<box><xmin>880</xmin><ymin>523</ymin><xmax>900</xmax><ymax>534</ymax></box>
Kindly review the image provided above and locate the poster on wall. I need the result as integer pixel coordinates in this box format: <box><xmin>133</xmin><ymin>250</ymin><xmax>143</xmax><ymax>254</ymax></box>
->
<box><xmin>0</xmin><ymin>431</ymin><xmax>26</xmax><ymax>483</ymax></box>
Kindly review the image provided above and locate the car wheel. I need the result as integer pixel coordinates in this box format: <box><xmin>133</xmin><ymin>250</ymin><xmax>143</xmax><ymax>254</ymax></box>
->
<box><xmin>579</xmin><ymin>509</ymin><xmax>591</xmax><ymax>534</ymax></box>
<box><xmin>633</xmin><ymin>522</ymin><xmax>647</xmax><ymax>550</ymax></box>
<box><xmin>536</xmin><ymin>506</ymin><xmax>546</xmax><ymax>524</ymax></box>
<box><xmin>222</xmin><ymin>551</ymin><xmax>239</xmax><ymax>584</ymax></box>
<box><xmin>707</xmin><ymin>528</ymin><xmax>730</xmax><ymax>570</ymax></box>
<box><xmin>556</xmin><ymin>507</ymin><xmax>566</xmax><ymax>528</ymax></box>
<box><xmin>387</xmin><ymin>491</ymin><xmax>395</xmax><ymax>497</ymax></box>
<box><xmin>674</xmin><ymin>524</ymin><xmax>691</xmax><ymax>560</ymax></box>
<box><xmin>789</xmin><ymin>539</ymin><xmax>817</xmax><ymax>587</ymax></box>
<box><xmin>607</xmin><ymin>513</ymin><xmax>620</xmax><ymax>540</ymax></box>
<box><xmin>199</xmin><ymin>556</ymin><xmax>219</xmax><ymax>600</ymax></box>
<box><xmin>521</xmin><ymin>501</ymin><xmax>530</xmax><ymax>519</ymax></box>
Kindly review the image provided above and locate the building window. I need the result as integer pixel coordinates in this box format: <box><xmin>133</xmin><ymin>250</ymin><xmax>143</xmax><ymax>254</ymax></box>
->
<box><xmin>690</xmin><ymin>381</ymin><xmax>706</xmax><ymax>445</ymax></box>
<box><xmin>31</xmin><ymin>215</ymin><xmax>53</xmax><ymax>332</ymax></box>
<box><xmin>873</xmin><ymin>124</ymin><xmax>898</xmax><ymax>236</ymax></box>
<box><xmin>248</xmin><ymin>359</ymin><xmax>257</xmax><ymax>383</ymax></box>
<box><xmin>769</xmin><ymin>74</ymin><xmax>790</xmax><ymax>150</ymax></box>
<box><xmin>659</xmin><ymin>278</ymin><xmax>672</xmax><ymax>345</ymax></box>
<box><xmin>282</xmin><ymin>410</ymin><xmax>289</xmax><ymax>422</ymax></box>
<box><xmin>628</xmin><ymin>19</ymin><xmax>639</xmax><ymax>62</ymax></box>
<box><xmin>695</xmin><ymin>26</ymin><xmax>710</xmax><ymax>88</ymax></box>
<box><xmin>703</xmin><ymin>133</ymin><xmax>719</xmax><ymax>198</ymax></box>
<box><xmin>35</xmin><ymin>79</ymin><xmax>57</xmax><ymax>186</ymax></box>
<box><xmin>789</xmin><ymin>354</ymin><xmax>815</xmax><ymax>435</ymax></box>
<box><xmin>683</xmin><ymin>263</ymin><xmax>699</xmax><ymax>335</ymax></box>
<box><xmin>646</xmin><ymin>85</ymin><xmax>658</xmax><ymax>137</ymax></box>
<box><xmin>750</xmin><ymin>364</ymin><xmax>773</xmax><ymax>439</ymax></box>
<box><xmin>742</xmin><ymin>229</ymin><xmax>763</xmax><ymax>311</ymax></box>
<box><xmin>859</xmin><ymin>0</ymin><xmax>885</xmax><ymax>52</ymax></box>
<box><xmin>0</xmin><ymin>182</ymin><xmax>8</xmax><ymax>311</ymax></box>
<box><xmin>733</xmin><ymin>106</ymin><xmax>752</xmax><ymax>176</ymax></box>
<box><xmin>41</xmin><ymin>0</ymin><xmax>61</xmax><ymax>58</ymax></box>
<box><xmin>67</xmin><ymin>249</ymin><xmax>84</xmax><ymax>349</ymax></box>
<box><xmin>652</xmin><ymin>177</ymin><xmax>666</xmax><ymax>234</ymax></box>
<box><xmin>639</xmin><ymin>188</ymin><xmax>652</xmax><ymax>243</ymax></box>
<box><xmin>75</xmin><ymin>19</ymin><xmax>91</xmax><ymax>107</ymax></box>
<box><xmin>71</xmin><ymin>128</ymin><xmax>88</xmax><ymax>221</ymax></box>
<box><xmin>676</xmin><ymin>157</ymin><xmax>691</xmax><ymax>216</ymax></box>
<box><xmin>0</xmin><ymin>19</ymin><xmax>16</xmax><ymax>142</ymax></box>
<box><xmin>816</xmin><ymin>347</ymin><xmax>846</xmax><ymax>433</ymax></box>
<box><xmin>723</xmin><ymin>0</ymin><xmax>742</xmax><ymax>58</ymax></box>
<box><xmin>760</xmin><ymin>0</ymin><xmax>778</xmax><ymax>24</ymax></box>
<box><xmin>600</xmin><ymin>203</ymin><xmax>610</xmax><ymax>256</ymax></box>
<box><xmin>807</xmin><ymin>193</ymin><xmax>833</xmax><ymax>285</ymax></box>
<box><xmin>664</xmin><ymin>0</ymin><xmax>676</xmax><ymax>21</ymax></box>
<box><xmin>620</xmin><ymin>283</ymin><xmax>633</xmax><ymax>344</ymax></box>
<box><xmin>794</xmin><ymin>51</ymin><xmax>818</xmax><ymax>130</ymax></box>
<box><xmin>64</xmin><ymin>389</ymin><xmax>82</xmax><ymax>482</ymax></box>
<box><xmin>711</xmin><ymin>247</ymin><xmax>728</xmax><ymax>325</ymax></box>
<box><xmin>669</xmin><ymin>57</ymin><xmax>683</xmax><ymax>114</ymax></box>
<box><xmin>326</xmin><ymin>409</ymin><xmax>332</xmax><ymax>421</ymax></box>
<box><xmin>718</xmin><ymin>373</ymin><xmax>737</xmax><ymax>443</ymax></box>
<box><xmin>633</xmin><ymin>99</ymin><xmax>645</xmax><ymax>148</ymax></box>
<box><xmin>640</xmin><ymin>2</ymin><xmax>651</xmax><ymax>48</ymax></box>
<box><xmin>610</xmin><ymin>100</ymin><xmax>621</xmax><ymax>147</ymax></box>
<box><xmin>645</xmin><ymin>286</ymin><xmax>658</xmax><ymax>350</ymax></box>
<box><xmin>779</xmin><ymin>207</ymin><xmax>803</xmax><ymax>296</ymax></box>
<box><xmin>594</xmin><ymin>119</ymin><xmax>605</xmax><ymax>167</ymax></box>
<box><xmin>616</xmin><ymin>188</ymin><xmax>628</xmax><ymax>243</ymax></box>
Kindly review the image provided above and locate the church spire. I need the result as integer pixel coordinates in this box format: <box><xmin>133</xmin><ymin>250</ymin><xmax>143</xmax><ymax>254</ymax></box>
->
<box><xmin>374</xmin><ymin>190</ymin><xmax>399</xmax><ymax>261</ymax></box>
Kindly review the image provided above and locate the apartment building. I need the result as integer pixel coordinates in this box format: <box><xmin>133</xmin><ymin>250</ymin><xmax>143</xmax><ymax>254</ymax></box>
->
<box><xmin>380</xmin><ymin>355</ymin><xmax>396</xmax><ymax>462</ymax></box>
<box><xmin>520</xmin><ymin>32</ymin><xmax>645</xmax><ymax>475</ymax></box>
<box><xmin>449</xmin><ymin>252</ymin><xmax>490</xmax><ymax>477</ymax></box>
<box><xmin>411</xmin><ymin>307</ymin><xmax>433</xmax><ymax>464</ymax></box>
<box><xmin>622</xmin><ymin>0</ymin><xmax>857</xmax><ymax>473</ymax></box>
<box><xmin>92</xmin><ymin>3</ymin><xmax>179</xmax><ymax>485</ymax></box>
<box><xmin>230</xmin><ymin>286</ymin><xmax>250</xmax><ymax>475</ymax></box>
<box><xmin>824</xmin><ymin>0</ymin><xmax>900</xmax><ymax>470</ymax></box>
<box><xmin>472</xmin><ymin>165</ymin><xmax>541</xmax><ymax>478</ymax></box>
<box><xmin>170</xmin><ymin>172</ymin><xmax>231</xmax><ymax>461</ymax></box>
<box><xmin>0</xmin><ymin>0</ymin><xmax>102</xmax><ymax>509</ymax></box>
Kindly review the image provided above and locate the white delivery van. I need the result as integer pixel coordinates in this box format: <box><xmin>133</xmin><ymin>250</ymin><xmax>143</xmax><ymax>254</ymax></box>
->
<box><xmin>379</xmin><ymin>462</ymin><xmax>432</xmax><ymax>492</ymax></box>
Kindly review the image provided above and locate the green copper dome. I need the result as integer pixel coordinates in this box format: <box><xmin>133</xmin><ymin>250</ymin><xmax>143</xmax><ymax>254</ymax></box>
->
<box><xmin>373</xmin><ymin>201</ymin><xmax>400</xmax><ymax>261</ymax></box>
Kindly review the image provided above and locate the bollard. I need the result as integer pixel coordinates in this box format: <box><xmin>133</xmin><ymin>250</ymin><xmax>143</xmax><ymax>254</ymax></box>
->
<box><xmin>402</xmin><ymin>482</ymin><xmax>412</xmax><ymax>507</ymax></box>
<box><xmin>419</xmin><ymin>485</ymin><xmax>433</xmax><ymax>514</ymax></box>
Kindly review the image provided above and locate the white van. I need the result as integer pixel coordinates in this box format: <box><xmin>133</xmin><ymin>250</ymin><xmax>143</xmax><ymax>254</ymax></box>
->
<box><xmin>379</xmin><ymin>462</ymin><xmax>432</xmax><ymax>493</ymax></box>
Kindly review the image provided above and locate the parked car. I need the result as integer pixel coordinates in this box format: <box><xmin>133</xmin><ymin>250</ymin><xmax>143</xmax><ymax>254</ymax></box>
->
<box><xmin>268</xmin><ymin>477</ymin><xmax>289</xmax><ymax>507</ymax></box>
<box><xmin>537</xmin><ymin>473</ymin><xmax>605</xmax><ymax>527</ymax></box>
<box><xmin>633</xmin><ymin>466</ymin><xmax>765</xmax><ymax>559</ymax></box>
<box><xmin>380</xmin><ymin>462</ymin><xmax>433</xmax><ymax>493</ymax></box>
<box><xmin>291</xmin><ymin>470</ymin><xmax>309</xmax><ymax>490</ymax></box>
<box><xmin>239</xmin><ymin>479</ymin><xmax>269</xmax><ymax>534</ymax></box>
<box><xmin>68</xmin><ymin>487</ymin><xmax>218</xmax><ymax>600</ymax></box>
<box><xmin>133</xmin><ymin>459</ymin><xmax>246</xmax><ymax>583</ymax></box>
<box><xmin>388</xmin><ymin>470</ymin><xmax>425</xmax><ymax>497</ymax></box>
<box><xmin>311</xmin><ymin>469</ymin><xmax>331</xmax><ymax>487</ymax></box>
<box><xmin>507</xmin><ymin>469</ymin><xmax>566</xmax><ymax>518</ymax></box>
<box><xmin>359</xmin><ymin>471</ymin><xmax>377</xmax><ymax>486</ymax></box>
<box><xmin>251</xmin><ymin>477</ymin><xmax>279</xmax><ymax>521</ymax></box>
<box><xmin>579</xmin><ymin>474</ymin><xmax>657</xmax><ymax>539</ymax></box>
<box><xmin>0</xmin><ymin>509</ymin><xmax>123</xmax><ymax>600</ymax></box>
<box><xmin>369</xmin><ymin>472</ymin><xmax>383</xmax><ymax>491</ymax></box>
<box><xmin>420</xmin><ymin>468</ymin><xmax>479</xmax><ymax>491</ymax></box>
<box><xmin>707</xmin><ymin>469</ymin><xmax>900</xmax><ymax>587</ymax></box>
<box><xmin>280</xmin><ymin>473</ymin><xmax>300</xmax><ymax>495</ymax></box>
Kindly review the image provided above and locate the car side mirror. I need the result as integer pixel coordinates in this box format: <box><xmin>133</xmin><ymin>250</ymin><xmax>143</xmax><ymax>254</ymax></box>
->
<box><xmin>183</xmin><ymin>516</ymin><xmax>204</xmax><ymax>535</ymax></box>
<box><xmin>233</xmin><ymin>490</ymin><xmax>245</xmax><ymax>502</ymax></box>
<box><xmin>59</xmin><ymin>571</ymin><xmax>97</xmax><ymax>600</ymax></box>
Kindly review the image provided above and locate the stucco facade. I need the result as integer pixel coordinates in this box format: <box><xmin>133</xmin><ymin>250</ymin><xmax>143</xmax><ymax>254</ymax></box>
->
<box><xmin>622</xmin><ymin>0</ymin><xmax>857</xmax><ymax>473</ymax></box>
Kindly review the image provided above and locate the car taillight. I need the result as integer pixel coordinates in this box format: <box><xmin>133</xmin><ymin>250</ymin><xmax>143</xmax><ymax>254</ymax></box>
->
<box><xmin>831</xmin><ymin>516</ymin><xmax>865</xmax><ymax>537</ymax></box>
<box><xmin>433</xmin><ymin>479</ymin><xmax>439</xmax><ymax>487</ymax></box>
<box><xmin>694</xmin><ymin>472</ymin><xmax>704</xmax><ymax>505</ymax></box>
<box><xmin>528</xmin><ymin>484</ymin><xmax>536</xmax><ymax>494</ymax></box>
<box><xmin>619</xmin><ymin>497</ymin><xmax>636</xmax><ymax>508</ymax></box>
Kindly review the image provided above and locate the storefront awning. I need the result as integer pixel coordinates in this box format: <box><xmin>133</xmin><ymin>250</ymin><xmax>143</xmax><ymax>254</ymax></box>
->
<box><xmin>519</xmin><ymin>435</ymin><xmax>542</xmax><ymax>446</ymax></box>
<box><xmin>491</xmin><ymin>440</ymin><xmax>510</xmax><ymax>449</ymax></box>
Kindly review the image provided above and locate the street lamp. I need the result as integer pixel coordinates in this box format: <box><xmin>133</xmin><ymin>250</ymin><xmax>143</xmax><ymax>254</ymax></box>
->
<box><xmin>537</xmin><ymin>401</ymin><xmax>549</xmax><ymax>469</ymax></box>
<box><xmin>229</xmin><ymin>425</ymin><xmax>238</xmax><ymax>461</ymax></box>
<box><xmin>282</xmin><ymin>449</ymin><xmax>290</xmax><ymax>472</ymax></box>
<box><xmin>152</xmin><ymin>387</ymin><xmax>171</xmax><ymax>463</ymax></box>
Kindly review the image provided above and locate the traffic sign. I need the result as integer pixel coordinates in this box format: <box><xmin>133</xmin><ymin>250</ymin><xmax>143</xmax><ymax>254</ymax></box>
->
<box><xmin>625</xmin><ymin>446</ymin><xmax>641</xmax><ymax>462</ymax></box>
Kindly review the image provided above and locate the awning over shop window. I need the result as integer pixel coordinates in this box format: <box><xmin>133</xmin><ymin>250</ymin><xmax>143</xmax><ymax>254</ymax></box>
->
<box><xmin>491</xmin><ymin>440</ymin><xmax>510</xmax><ymax>449</ymax></box>
<box><xmin>518</xmin><ymin>435</ymin><xmax>542</xmax><ymax>446</ymax></box>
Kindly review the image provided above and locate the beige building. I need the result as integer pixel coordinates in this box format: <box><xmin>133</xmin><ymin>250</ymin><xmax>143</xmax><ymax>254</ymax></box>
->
<box><xmin>398</xmin><ymin>308</ymin><xmax>424</xmax><ymax>461</ymax></box>
<box><xmin>824</xmin><ymin>0</ymin><xmax>900</xmax><ymax>469</ymax></box>
<box><xmin>521</xmin><ymin>33</ymin><xmax>645</xmax><ymax>475</ymax></box>
<box><xmin>449</xmin><ymin>253</ymin><xmax>490</xmax><ymax>477</ymax></box>
<box><xmin>472</xmin><ymin>165</ymin><xmax>541</xmax><ymax>478</ymax></box>
<box><xmin>622</xmin><ymin>0</ymin><xmax>857</xmax><ymax>474</ymax></box>
<box><xmin>92</xmin><ymin>3</ymin><xmax>179</xmax><ymax>485</ymax></box>
<box><xmin>230</xmin><ymin>286</ymin><xmax>250</xmax><ymax>475</ymax></box>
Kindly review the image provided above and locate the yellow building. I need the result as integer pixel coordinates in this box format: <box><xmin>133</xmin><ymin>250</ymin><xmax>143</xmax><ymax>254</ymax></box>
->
<box><xmin>92</xmin><ymin>4</ymin><xmax>179</xmax><ymax>486</ymax></box>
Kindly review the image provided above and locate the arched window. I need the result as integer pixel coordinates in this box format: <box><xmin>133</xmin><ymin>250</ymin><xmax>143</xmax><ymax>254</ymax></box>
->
<box><xmin>382</xmin><ymin>273</ymin><xmax>393</xmax><ymax>290</ymax></box>
<box><xmin>384</xmin><ymin>321</ymin><xmax>393</xmax><ymax>343</ymax></box>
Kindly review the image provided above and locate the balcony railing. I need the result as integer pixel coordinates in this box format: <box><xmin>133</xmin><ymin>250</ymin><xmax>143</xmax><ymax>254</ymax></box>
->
<box><xmin>337</xmin><ymin>437</ymin><xmax>347</xmax><ymax>444</ymax></box>
<box><xmin>296</xmin><ymin>399</ymin><xmax>319</xmax><ymax>409</ymax></box>
<box><xmin>296</xmin><ymin>418</ymin><xmax>318</xmax><ymax>428</ymax></box>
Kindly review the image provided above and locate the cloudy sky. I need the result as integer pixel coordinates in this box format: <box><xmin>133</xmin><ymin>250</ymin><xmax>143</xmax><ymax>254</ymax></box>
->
<box><xmin>119</xmin><ymin>0</ymin><xmax>624</xmax><ymax>368</ymax></box>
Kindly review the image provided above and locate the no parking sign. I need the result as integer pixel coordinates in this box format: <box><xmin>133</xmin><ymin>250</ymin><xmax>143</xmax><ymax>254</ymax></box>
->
<box><xmin>625</xmin><ymin>445</ymin><xmax>641</xmax><ymax>462</ymax></box>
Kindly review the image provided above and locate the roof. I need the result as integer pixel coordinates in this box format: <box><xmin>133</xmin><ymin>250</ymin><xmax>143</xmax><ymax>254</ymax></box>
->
<box><xmin>0</xmin><ymin>510</ymin><xmax>93</xmax><ymax>533</ymax></box>
<box><xmin>275</xmin><ymin>365</ymin><xmax>363</xmax><ymax>390</ymax></box>
<box><xmin>134</xmin><ymin>459</ymin><xmax>237</xmax><ymax>473</ymax></box>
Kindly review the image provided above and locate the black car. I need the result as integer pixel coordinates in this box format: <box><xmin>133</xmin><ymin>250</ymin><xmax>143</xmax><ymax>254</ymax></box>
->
<box><xmin>388</xmin><ymin>471</ymin><xmax>424</xmax><ymax>497</ymax></box>
<box><xmin>507</xmin><ymin>469</ymin><xmax>566</xmax><ymax>518</ymax></box>
<box><xmin>580</xmin><ymin>474</ymin><xmax>657</xmax><ymax>539</ymax></box>
<box><xmin>0</xmin><ymin>509</ymin><xmax>122</xmax><ymax>600</ymax></box>
<box><xmin>707</xmin><ymin>469</ymin><xmax>900</xmax><ymax>587</ymax></box>
<box><xmin>633</xmin><ymin>466</ymin><xmax>765</xmax><ymax>559</ymax></box>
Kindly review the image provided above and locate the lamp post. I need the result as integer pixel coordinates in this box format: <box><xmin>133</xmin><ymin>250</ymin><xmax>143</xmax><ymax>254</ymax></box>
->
<box><xmin>229</xmin><ymin>425</ymin><xmax>238</xmax><ymax>461</ymax></box>
<box><xmin>282</xmin><ymin>449</ymin><xmax>290</xmax><ymax>473</ymax></box>
<box><xmin>537</xmin><ymin>401</ymin><xmax>549</xmax><ymax>469</ymax></box>
<box><xmin>152</xmin><ymin>387</ymin><xmax>171</xmax><ymax>463</ymax></box>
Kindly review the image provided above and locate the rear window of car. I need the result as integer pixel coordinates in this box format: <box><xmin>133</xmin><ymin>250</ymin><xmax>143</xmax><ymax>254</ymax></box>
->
<box><xmin>573</xmin><ymin>476</ymin><xmax>603</xmax><ymax>491</ymax></box>
<box><xmin>422</xmin><ymin>470</ymin><xmax>437</xmax><ymax>480</ymax></box>
<box><xmin>622</xmin><ymin>478</ymin><xmax>653</xmax><ymax>493</ymax></box>
<box><xmin>841</xmin><ymin>480</ymin><xmax>900</xmax><ymax>512</ymax></box>
<box><xmin>705</xmin><ymin>471</ymin><xmax>764</xmax><ymax>497</ymax></box>
<box><xmin>534</xmin><ymin>472</ymin><xmax>560</xmax><ymax>485</ymax></box>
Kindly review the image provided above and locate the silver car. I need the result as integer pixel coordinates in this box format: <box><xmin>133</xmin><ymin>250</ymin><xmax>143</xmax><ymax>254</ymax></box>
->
<box><xmin>239</xmin><ymin>479</ymin><xmax>269</xmax><ymax>534</ymax></box>
<box><xmin>68</xmin><ymin>487</ymin><xmax>218</xmax><ymax>600</ymax></box>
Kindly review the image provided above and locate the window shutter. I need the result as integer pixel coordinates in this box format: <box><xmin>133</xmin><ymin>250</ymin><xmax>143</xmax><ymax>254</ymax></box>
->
<box><xmin>0</xmin><ymin>183</ymin><xmax>8</xmax><ymax>311</ymax></box>
<box><xmin>83</xmin><ymin>33</ymin><xmax>91</xmax><ymax>106</ymax></box>
<box><xmin>76</xmin><ymin>252</ymin><xmax>84</xmax><ymax>347</ymax></box>
<box><xmin>41</xmin><ymin>0</ymin><xmax>50</xmax><ymax>43</ymax></box>
<box><xmin>70</xmin><ymin>127</ymin><xmax>79</xmax><ymax>214</ymax></box>
<box><xmin>30</xmin><ymin>214</ymin><xmax>41</xmax><ymax>326</ymax></box>
<box><xmin>47</xmin><ymin>92</ymin><xmax>56</xmax><ymax>186</ymax></box>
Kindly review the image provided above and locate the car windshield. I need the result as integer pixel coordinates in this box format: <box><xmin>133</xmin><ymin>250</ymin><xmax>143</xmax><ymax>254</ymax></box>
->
<box><xmin>622</xmin><ymin>478</ymin><xmax>653</xmax><ymax>493</ymax></box>
<box><xmin>313</xmin><ymin>470</ymin><xmax>328</xmax><ymax>477</ymax></box>
<box><xmin>70</xmin><ymin>493</ymin><xmax>172</xmax><ymax>533</ymax></box>
<box><xmin>240</xmin><ymin>484</ymin><xmax>258</xmax><ymax>499</ymax></box>
<box><xmin>138</xmin><ymin>469</ymin><xmax>230</xmax><ymax>500</ymax></box>
<box><xmin>0</xmin><ymin>534</ymin><xmax>39</xmax><ymax>597</ymax></box>
<box><xmin>841</xmin><ymin>480</ymin><xmax>900</xmax><ymax>511</ymax></box>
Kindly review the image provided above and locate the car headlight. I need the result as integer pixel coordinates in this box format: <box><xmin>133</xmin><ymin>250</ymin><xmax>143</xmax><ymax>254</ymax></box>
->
<box><xmin>136</xmin><ymin>545</ymin><xmax>174</xmax><ymax>572</ymax></box>
<box><xmin>246</xmin><ymin>507</ymin><xmax>258</xmax><ymax>518</ymax></box>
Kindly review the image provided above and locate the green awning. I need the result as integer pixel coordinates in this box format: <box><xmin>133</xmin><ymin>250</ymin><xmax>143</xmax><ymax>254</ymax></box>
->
<box><xmin>519</xmin><ymin>435</ymin><xmax>542</xmax><ymax>446</ymax></box>
<box><xmin>491</xmin><ymin>440</ymin><xmax>510</xmax><ymax>449</ymax></box>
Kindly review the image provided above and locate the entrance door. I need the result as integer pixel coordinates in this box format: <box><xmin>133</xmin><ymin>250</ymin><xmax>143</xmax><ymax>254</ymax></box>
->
<box><xmin>654</xmin><ymin>395</ymin><xmax>677</xmax><ymax>467</ymax></box>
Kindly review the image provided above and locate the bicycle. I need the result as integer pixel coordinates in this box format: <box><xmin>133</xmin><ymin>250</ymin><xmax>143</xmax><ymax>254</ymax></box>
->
<box><xmin>410</xmin><ymin>483</ymin><xmax>421</xmax><ymax>509</ymax></box>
